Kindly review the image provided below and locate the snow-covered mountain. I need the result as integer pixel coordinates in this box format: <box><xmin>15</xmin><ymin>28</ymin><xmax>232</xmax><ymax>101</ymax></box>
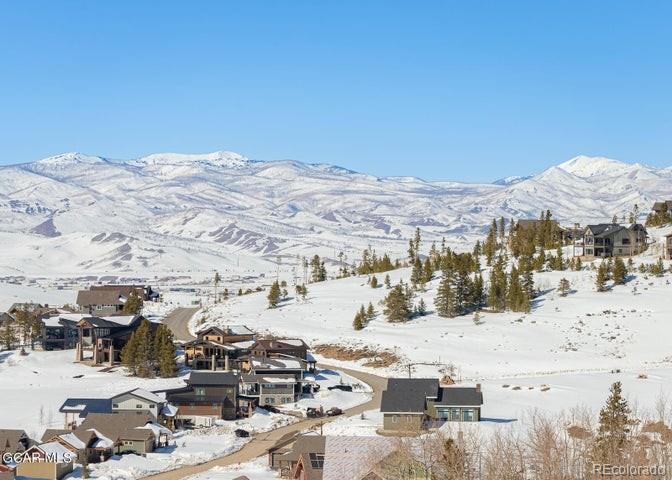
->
<box><xmin>0</xmin><ymin>152</ymin><xmax>670</xmax><ymax>277</ymax></box>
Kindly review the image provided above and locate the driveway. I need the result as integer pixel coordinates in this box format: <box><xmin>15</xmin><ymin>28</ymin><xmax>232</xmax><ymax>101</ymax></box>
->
<box><xmin>141</xmin><ymin>364</ymin><xmax>387</xmax><ymax>480</ymax></box>
<box><xmin>162</xmin><ymin>307</ymin><xmax>199</xmax><ymax>342</ymax></box>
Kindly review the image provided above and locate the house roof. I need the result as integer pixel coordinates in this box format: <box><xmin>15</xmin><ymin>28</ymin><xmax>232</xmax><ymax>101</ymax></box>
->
<box><xmin>252</xmin><ymin>338</ymin><xmax>308</xmax><ymax>351</ymax></box>
<box><xmin>76</xmin><ymin>315</ymin><xmax>141</xmax><ymax>328</ymax></box>
<box><xmin>323</xmin><ymin>436</ymin><xmax>397</xmax><ymax>480</ymax></box>
<box><xmin>196</xmin><ymin>325</ymin><xmax>254</xmax><ymax>337</ymax></box>
<box><xmin>76</xmin><ymin>289</ymin><xmax>125</xmax><ymax>307</ymax></box>
<box><xmin>380</xmin><ymin>378</ymin><xmax>439</xmax><ymax>413</ymax></box>
<box><xmin>187</xmin><ymin>371</ymin><xmax>239</xmax><ymax>386</ymax></box>
<box><xmin>436</xmin><ymin>387</ymin><xmax>484</xmax><ymax>407</ymax></box>
<box><xmin>251</xmin><ymin>355</ymin><xmax>304</xmax><ymax>371</ymax></box>
<box><xmin>112</xmin><ymin>388</ymin><xmax>164</xmax><ymax>405</ymax></box>
<box><xmin>30</xmin><ymin>442</ymin><xmax>75</xmax><ymax>463</ymax></box>
<box><xmin>586</xmin><ymin>223</ymin><xmax>624</xmax><ymax>237</ymax></box>
<box><xmin>59</xmin><ymin>398</ymin><xmax>112</xmax><ymax>416</ymax></box>
<box><xmin>77</xmin><ymin>412</ymin><xmax>154</xmax><ymax>444</ymax></box>
<box><xmin>0</xmin><ymin>429</ymin><xmax>28</xmax><ymax>453</ymax></box>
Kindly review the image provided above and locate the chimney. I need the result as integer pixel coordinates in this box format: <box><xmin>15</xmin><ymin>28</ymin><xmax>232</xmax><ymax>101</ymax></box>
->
<box><xmin>476</xmin><ymin>383</ymin><xmax>481</xmax><ymax>392</ymax></box>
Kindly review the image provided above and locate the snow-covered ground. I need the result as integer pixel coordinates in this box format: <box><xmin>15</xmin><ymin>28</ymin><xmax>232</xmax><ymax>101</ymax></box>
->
<box><xmin>188</xmin><ymin>457</ymin><xmax>279</xmax><ymax>480</ymax></box>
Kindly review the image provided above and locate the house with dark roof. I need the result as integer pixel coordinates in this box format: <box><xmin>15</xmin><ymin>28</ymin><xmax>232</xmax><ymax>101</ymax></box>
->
<box><xmin>166</xmin><ymin>371</ymin><xmax>239</xmax><ymax>424</ymax></box>
<box><xmin>0</xmin><ymin>429</ymin><xmax>31</xmax><ymax>461</ymax></box>
<box><xmin>76</xmin><ymin>412</ymin><xmax>157</xmax><ymax>456</ymax></box>
<box><xmin>250</xmin><ymin>338</ymin><xmax>309</xmax><ymax>360</ymax></box>
<box><xmin>576</xmin><ymin>223</ymin><xmax>648</xmax><ymax>259</ymax></box>
<box><xmin>380</xmin><ymin>379</ymin><xmax>483</xmax><ymax>432</ymax></box>
<box><xmin>74</xmin><ymin>314</ymin><xmax>154</xmax><ymax>365</ymax></box>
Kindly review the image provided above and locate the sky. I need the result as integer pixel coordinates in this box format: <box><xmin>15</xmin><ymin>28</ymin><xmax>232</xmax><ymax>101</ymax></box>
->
<box><xmin>0</xmin><ymin>1</ymin><xmax>670</xmax><ymax>182</ymax></box>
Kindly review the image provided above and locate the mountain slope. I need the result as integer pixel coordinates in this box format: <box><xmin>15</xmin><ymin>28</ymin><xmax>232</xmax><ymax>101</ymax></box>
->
<box><xmin>0</xmin><ymin>152</ymin><xmax>670</xmax><ymax>277</ymax></box>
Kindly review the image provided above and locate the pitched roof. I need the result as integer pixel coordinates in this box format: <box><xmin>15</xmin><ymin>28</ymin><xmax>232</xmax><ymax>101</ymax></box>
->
<box><xmin>77</xmin><ymin>412</ymin><xmax>154</xmax><ymax>443</ymax></box>
<box><xmin>252</xmin><ymin>338</ymin><xmax>308</xmax><ymax>351</ymax></box>
<box><xmin>436</xmin><ymin>387</ymin><xmax>484</xmax><ymax>407</ymax></box>
<box><xmin>586</xmin><ymin>223</ymin><xmax>624</xmax><ymax>237</ymax></box>
<box><xmin>251</xmin><ymin>355</ymin><xmax>304</xmax><ymax>371</ymax></box>
<box><xmin>59</xmin><ymin>398</ymin><xmax>112</xmax><ymax>416</ymax></box>
<box><xmin>380</xmin><ymin>378</ymin><xmax>439</xmax><ymax>413</ymax></box>
<box><xmin>112</xmin><ymin>388</ymin><xmax>164</xmax><ymax>404</ymax></box>
<box><xmin>29</xmin><ymin>442</ymin><xmax>75</xmax><ymax>463</ymax></box>
<box><xmin>187</xmin><ymin>371</ymin><xmax>239</xmax><ymax>386</ymax></box>
<box><xmin>0</xmin><ymin>429</ymin><xmax>28</xmax><ymax>453</ymax></box>
<box><xmin>323</xmin><ymin>436</ymin><xmax>397</xmax><ymax>480</ymax></box>
<box><xmin>76</xmin><ymin>289</ymin><xmax>125</xmax><ymax>307</ymax></box>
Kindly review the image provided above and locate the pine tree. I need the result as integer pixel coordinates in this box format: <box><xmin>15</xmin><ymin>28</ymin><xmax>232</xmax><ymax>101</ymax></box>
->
<box><xmin>471</xmin><ymin>273</ymin><xmax>485</xmax><ymax>309</ymax></box>
<box><xmin>123</xmin><ymin>290</ymin><xmax>143</xmax><ymax>314</ymax></box>
<box><xmin>0</xmin><ymin>319</ymin><xmax>17</xmax><ymax>350</ymax></box>
<box><xmin>612</xmin><ymin>257</ymin><xmax>627</xmax><ymax>285</ymax></box>
<box><xmin>121</xmin><ymin>330</ymin><xmax>139</xmax><ymax>375</ymax></box>
<box><xmin>352</xmin><ymin>310</ymin><xmax>364</xmax><ymax>330</ymax></box>
<box><xmin>422</xmin><ymin>257</ymin><xmax>433</xmax><ymax>283</ymax></box>
<box><xmin>370</xmin><ymin>275</ymin><xmax>378</xmax><ymax>288</ymax></box>
<box><xmin>383</xmin><ymin>284</ymin><xmax>412</xmax><ymax>322</ymax></box>
<box><xmin>558</xmin><ymin>278</ymin><xmax>570</xmax><ymax>297</ymax></box>
<box><xmin>593</xmin><ymin>382</ymin><xmax>632</xmax><ymax>461</ymax></box>
<box><xmin>267</xmin><ymin>281</ymin><xmax>281</xmax><ymax>308</ymax></box>
<box><xmin>213</xmin><ymin>271</ymin><xmax>221</xmax><ymax>303</ymax></box>
<box><xmin>310</xmin><ymin>255</ymin><xmax>326</xmax><ymax>282</ymax></box>
<box><xmin>435</xmin><ymin>268</ymin><xmax>457</xmax><ymax>318</ymax></box>
<box><xmin>416</xmin><ymin>298</ymin><xmax>427</xmax><ymax>316</ymax></box>
<box><xmin>487</xmin><ymin>254</ymin><xmax>508</xmax><ymax>312</ymax></box>
<box><xmin>366</xmin><ymin>302</ymin><xmax>376</xmax><ymax>321</ymax></box>
<box><xmin>384</xmin><ymin>274</ymin><xmax>391</xmax><ymax>289</ymax></box>
<box><xmin>410</xmin><ymin>257</ymin><xmax>424</xmax><ymax>290</ymax></box>
<box><xmin>596</xmin><ymin>261</ymin><xmax>609</xmax><ymax>292</ymax></box>
<box><xmin>154</xmin><ymin>324</ymin><xmax>177</xmax><ymax>378</ymax></box>
<box><xmin>134</xmin><ymin>320</ymin><xmax>154</xmax><ymax>378</ymax></box>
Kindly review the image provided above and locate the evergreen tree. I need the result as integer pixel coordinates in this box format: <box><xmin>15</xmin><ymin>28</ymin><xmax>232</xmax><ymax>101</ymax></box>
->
<box><xmin>410</xmin><ymin>257</ymin><xmax>424</xmax><ymax>289</ymax></box>
<box><xmin>435</xmin><ymin>268</ymin><xmax>457</xmax><ymax>318</ymax></box>
<box><xmin>154</xmin><ymin>324</ymin><xmax>177</xmax><ymax>378</ymax></box>
<box><xmin>370</xmin><ymin>275</ymin><xmax>378</xmax><ymax>288</ymax></box>
<box><xmin>134</xmin><ymin>320</ymin><xmax>154</xmax><ymax>378</ymax></box>
<box><xmin>483</xmin><ymin>219</ymin><xmax>498</xmax><ymax>266</ymax></box>
<box><xmin>310</xmin><ymin>255</ymin><xmax>327</xmax><ymax>282</ymax></box>
<box><xmin>471</xmin><ymin>273</ymin><xmax>485</xmax><ymax>309</ymax></box>
<box><xmin>422</xmin><ymin>257</ymin><xmax>434</xmax><ymax>283</ymax></box>
<box><xmin>366</xmin><ymin>302</ymin><xmax>376</xmax><ymax>321</ymax></box>
<box><xmin>593</xmin><ymin>382</ymin><xmax>632</xmax><ymax>461</ymax></box>
<box><xmin>416</xmin><ymin>298</ymin><xmax>427</xmax><ymax>316</ymax></box>
<box><xmin>295</xmin><ymin>284</ymin><xmax>308</xmax><ymax>300</ymax></box>
<box><xmin>487</xmin><ymin>254</ymin><xmax>508</xmax><ymax>312</ymax></box>
<box><xmin>384</xmin><ymin>274</ymin><xmax>391</xmax><ymax>289</ymax></box>
<box><xmin>612</xmin><ymin>257</ymin><xmax>627</xmax><ymax>285</ymax></box>
<box><xmin>123</xmin><ymin>290</ymin><xmax>143</xmax><ymax>314</ymax></box>
<box><xmin>213</xmin><ymin>271</ymin><xmax>221</xmax><ymax>303</ymax></box>
<box><xmin>121</xmin><ymin>330</ymin><xmax>139</xmax><ymax>375</ymax></box>
<box><xmin>383</xmin><ymin>284</ymin><xmax>412</xmax><ymax>322</ymax></box>
<box><xmin>506</xmin><ymin>266</ymin><xmax>529</xmax><ymax>312</ymax></box>
<box><xmin>267</xmin><ymin>281</ymin><xmax>281</xmax><ymax>308</ymax></box>
<box><xmin>0</xmin><ymin>319</ymin><xmax>17</xmax><ymax>350</ymax></box>
<box><xmin>558</xmin><ymin>278</ymin><xmax>570</xmax><ymax>297</ymax></box>
<box><xmin>596</xmin><ymin>261</ymin><xmax>609</xmax><ymax>292</ymax></box>
<box><xmin>352</xmin><ymin>309</ymin><xmax>364</xmax><ymax>330</ymax></box>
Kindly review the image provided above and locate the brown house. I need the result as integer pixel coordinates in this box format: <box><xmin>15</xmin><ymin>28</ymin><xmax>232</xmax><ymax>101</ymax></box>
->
<box><xmin>251</xmin><ymin>338</ymin><xmax>309</xmax><ymax>360</ymax></box>
<box><xmin>166</xmin><ymin>371</ymin><xmax>239</xmax><ymax>424</ymax></box>
<box><xmin>15</xmin><ymin>443</ymin><xmax>75</xmax><ymax>480</ymax></box>
<box><xmin>0</xmin><ymin>429</ymin><xmax>31</xmax><ymax>460</ymax></box>
<box><xmin>74</xmin><ymin>314</ymin><xmax>152</xmax><ymax>365</ymax></box>
<box><xmin>77</xmin><ymin>412</ymin><xmax>156</xmax><ymax>456</ymax></box>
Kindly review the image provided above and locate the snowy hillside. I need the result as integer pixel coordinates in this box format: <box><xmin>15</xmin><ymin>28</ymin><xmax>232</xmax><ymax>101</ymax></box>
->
<box><xmin>1</xmin><ymin>151</ymin><xmax>670</xmax><ymax>277</ymax></box>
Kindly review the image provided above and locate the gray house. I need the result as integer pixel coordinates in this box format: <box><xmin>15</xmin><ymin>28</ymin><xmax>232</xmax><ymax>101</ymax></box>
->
<box><xmin>380</xmin><ymin>378</ymin><xmax>483</xmax><ymax>432</ymax></box>
<box><xmin>577</xmin><ymin>223</ymin><xmax>648</xmax><ymax>259</ymax></box>
<box><xmin>239</xmin><ymin>373</ymin><xmax>301</xmax><ymax>414</ymax></box>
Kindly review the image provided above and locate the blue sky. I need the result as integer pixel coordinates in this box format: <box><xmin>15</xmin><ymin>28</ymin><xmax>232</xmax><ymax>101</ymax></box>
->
<box><xmin>0</xmin><ymin>1</ymin><xmax>670</xmax><ymax>181</ymax></box>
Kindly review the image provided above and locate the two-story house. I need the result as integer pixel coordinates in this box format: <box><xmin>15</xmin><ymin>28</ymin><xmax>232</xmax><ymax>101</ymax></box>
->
<box><xmin>74</xmin><ymin>314</ymin><xmax>155</xmax><ymax>365</ymax></box>
<box><xmin>184</xmin><ymin>326</ymin><xmax>255</xmax><ymax>370</ymax></box>
<box><xmin>166</xmin><ymin>371</ymin><xmax>239</xmax><ymax>424</ymax></box>
<box><xmin>250</xmin><ymin>338</ymin><xmax>309</xmax><ymax>360</ymax></box>
<box><xmin>380</xmin><ymin>378</ymin><xmax>483</xmax><ymax>432</ymax></box>
<box><xmin>238</xmin><ymin>373</ymin><xmax>301</xmax><ymax>414</ymax></box>
<box><xmin>579</xmin><ymin>223</ymin><xmax>648</xmax><ymax>259</ymax></box>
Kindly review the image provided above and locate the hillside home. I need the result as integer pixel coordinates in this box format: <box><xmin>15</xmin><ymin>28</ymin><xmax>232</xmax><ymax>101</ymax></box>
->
<box><xmin>249</xmin><ymin>355</ymin><xmax>308</xmax><ymax>377</ymax></box>
<box><xmin>268</xmin><ymin>433</ymin><xmax>325</xmax><ymax>478</ymax></box>
<box><xmin>40</xmin><ymin>429</ymin><xmax>100</xmax><ymax>463</ymax></box>
<box><xmin>166</xmin><ymin>371</ymin><xmax>239</xmax><ymax>424</ymax></box>
<box><xmin>577</xmin><ymin>223</ymin><xmax>648</xmax><ymax>259</ymax></box>
<box><xmin>74</xmin><ymin>314</ymin><xmax>155</xmax><ymax>365</ymax></box>
<box><xmin>250</xmin><ymin>338</ymin><xmax>309</xmax><ymax>360</ymax></box>
<box><xmin>380</xmin><ymin>378</ymin><xmax>483</xmax><ymax>432</ymax></box>
<box><xmin>41</xmin><ymin>315</ymin><xmax>80</xmax><ymax>350</ymax></box>
<box><xmin>664</xmin><ymin>233</ymin><xmax>672</xmax><ymax>260</ymax></box>
<box><xmin>184</xmin><ymin>325</ymin><xmax>255</xmax><ymax>370</ymax></box>
<box><xmin>15</xmin><ymin>443</ymin><xmax>74</xmax><ymax>480</ymax></box>
<box><xmin>77</xmin><ymin>412</ymin><xmax>156</xmax><ymax>456</ymax></box>
<box><xmin>239</xmin><ymin>373</ymin><xmax>301</xmax><ymax>414</ymax></box>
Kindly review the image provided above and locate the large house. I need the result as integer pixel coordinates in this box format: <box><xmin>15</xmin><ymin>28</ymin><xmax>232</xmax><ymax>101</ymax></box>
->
<box><xmin>41</xmin><ymin>314</ymin><xmax>80</xmax><ymax>351</ymax></box>
<box><xmin>15</xmin><ymin>442</ymin><xmax>75</xmax><ymax>480</ymax></box>
<box><xmin>250</xmin><ymin>339</ymin><xmax>309</xmax><ymax>360</ymax></box>
<box><xmin>74</xmin><ymin>314</ymin><xmax>155</xmax><ymax>365</ymax></box>
<box><xmin>75</xmin><ymin>285</ymin><xmax>158</xmax><ymax>315</ymax></box>
<box><xmin>166</xmin><ymin>371</ymin><xmax>239</xmax><ymax>425</ymax></box>
<box><xmin>575</xmin><ymin>223</ymin><xmax>648</xmax><ymax>259</ymax></box>
<box><xmin>380</xmin><ymin>378</ymin><xmax>483</xmax><ymax>432</ymax></box>
<box><xmin>59</xmin><ymin>388</ymin><xmax>176</xmax><ymax>430</ymax></box>
<box><xmin>184</xmin><ymin>326</ymin><xmax>255</xmax><ymax>370</ymax></box>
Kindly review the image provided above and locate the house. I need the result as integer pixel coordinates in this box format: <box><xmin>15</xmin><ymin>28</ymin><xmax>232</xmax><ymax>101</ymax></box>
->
<box><xmin>89</xmin><ymin>284</ymin><xmax>160</xmax><ymax>302</ymax></box>
<box><xmin>239</xmin><ymin>373</ymin><xmax>301</xmax><ymax>414</ymax></box>
<box><xmin>184</xmin><ymin>325</ymin><xmax>255</xmax><ymax>370</ymax></box>
<box><xmin>269</xmin><ymin>434</ymin><xmax>400</xmax><ymax>480</ymax></box>
<box><xmin>0</xmin><ymin>464</ymin><xmax>14</xmax><ymax>480</ymax></box>
<box><xmin>250</xmin><ymin>355</ymin><xmax>308</xmax><ymax>377</ymax></box>
<box><xmin>250</xmin><ymin>338</ymin><xmax>309</xmax><ymax>360</ymax></box>
<box><xmin>380</xmin><ymin>379</ymin><xmax>483</xmax><ymax>432</ymax></box>
<box><xmin>166</xmin><ymin>371</ymin><xmax>239</xmax><ymax>424</ymax></box>
<box><xmin>40</xmin><ymin>429</ymin><xmax>101</xmax><ymax>463</ymax></box>
<box><xmin>76</xmin><ymin>289</ymin><xmax>126</xmax><ymax>315</ymax></box>
<box><xmin>577</xmin><ymin>223</ymin><xmax>648</xmax><ymax>259</ymax></box>
<box><xmin>0</xmin><ymin>430</ymin><xmax>31</xmax><ymax>462</ymax></box>
<box><xmin>663</xmin><ymin>233</ymin><xmax>672</xmax><ymax>260</ymax></box>
<box><xmin>41</xmin><ymin>314</ymin><xmax>80</xmax><ymax>351</ymax></box>
<box><xmin>15</xmin><ymin>442</ymin><xmax>75</xmax><ymax>480</ymax></box>
<box><xmin>652</xmin><ymin>200</ymin><xmax>672</xmax><ymax>214</ymax></box>
<box><xmin>77</xmin><ymin>412</ymin><xmax>156</xmax><ymax>456</ymax></box>
<box><xmin>58</xmin><ymin>388</ymin><xmax>175</xmax><ymax>429</ymax></box>
<box><xmin>74</xmin><ymin>314</ymin><xmax>155</xmax><ymax>365</ymax></box>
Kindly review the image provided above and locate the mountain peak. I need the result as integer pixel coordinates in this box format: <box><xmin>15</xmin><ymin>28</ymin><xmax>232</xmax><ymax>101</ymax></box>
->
<box><xmin>34</xmin><ymin>152</ymin><xmax>106</xmax><ymax>167</ymax></box>
<box><xmin>556</xmin><ymin>155</ymin><xmax>630</xmax><ymax>178</ymax></box>
<box><xmin>134</xmin><ymin>150</ymin><xmax>251</xmax><ymax>168</ymax></box>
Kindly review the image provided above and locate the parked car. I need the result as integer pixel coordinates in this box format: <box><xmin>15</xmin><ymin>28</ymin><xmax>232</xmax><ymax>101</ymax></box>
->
<box><xmin>328</xmin><ymin>384</ymin><xmax>353</xmax><ymax>392</ymax></box>
<box><xmin>325</xmin><ymin>407</ymin><xmax>343</xmax><ymax>417</ymax></box>
<box><xmin>234</xmin><ymin>429</ymin><xmax>250</xmax><ymax>438</ymax></box>
<box><xmin>306</xmin><ymin>407</ymin><xmax>323</xmax><ymax>418</ymax></box>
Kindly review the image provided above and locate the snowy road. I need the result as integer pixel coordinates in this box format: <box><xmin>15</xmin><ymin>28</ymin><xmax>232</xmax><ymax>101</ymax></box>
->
<box><xmin>162</xmin><ymin>307</ymin><xmax>199</xmax><ymax>341</ymax></box>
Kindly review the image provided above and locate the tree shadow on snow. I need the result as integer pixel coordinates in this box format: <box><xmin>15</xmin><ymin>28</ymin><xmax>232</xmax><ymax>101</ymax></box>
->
<box><xmin>480</xmin><ymin>417</ymin><xmax>518</xmax><ymax>424</ymax></box>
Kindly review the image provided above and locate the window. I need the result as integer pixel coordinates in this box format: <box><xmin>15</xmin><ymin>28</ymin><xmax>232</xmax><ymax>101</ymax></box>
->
<box><xmin>622</xmin><ymin>238</ymin><xmax>630</xmax><ymax>245</ymax></box>
<box><xmin>391</xmin><ymin>416</ymin><xmax>398</xmax><ymax>424</ymax></box>
<box><xmin>149</xmin><ymin>404</ymin><xmax>155</xmax><ymax>408</ymax></box>
<box><xmin>136</xmin><ymin>404</ymin><xmax>143</xmax><ymax>409</ymax></box>
<box><xmin>462</xmin><ymin>409</ymin><xmax>475</xmax><ymax>422</ymax></box>
<box><xmin>450</xmin><ymin>408</ymin><xmax>461</xmax><ymax>421</ymax></box>
<box><xmin>112</xmin><ymin>404</ymin><xmax>119</xmax><ymax>408</ymax></box>
<box><xmin>309</xmin><ymin>453</ymin><xmax>325</xmax><ymax>469</ymax></box>
<box><xmin>195</xmin><ymin>387</ymin><xmax>206</xmax><ymax>396</ymax></box>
